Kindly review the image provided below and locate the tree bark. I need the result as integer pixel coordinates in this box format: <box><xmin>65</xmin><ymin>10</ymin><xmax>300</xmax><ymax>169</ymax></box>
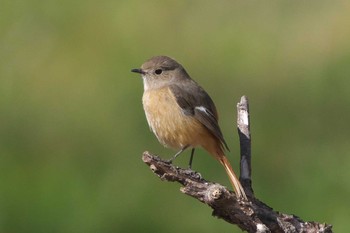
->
<box><xmin>142</xmin><ymin>96</ymin><xmax>333</xmax><ymax>233</ymax></box>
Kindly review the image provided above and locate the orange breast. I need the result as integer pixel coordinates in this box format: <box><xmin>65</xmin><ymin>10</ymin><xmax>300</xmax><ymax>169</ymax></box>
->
<box><xmin>142</xmin><ymin>87</ymin><xmax>212</xmax><ymax>150</ymax></box>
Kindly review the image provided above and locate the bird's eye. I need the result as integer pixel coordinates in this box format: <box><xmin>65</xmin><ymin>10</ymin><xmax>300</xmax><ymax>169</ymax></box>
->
<box><xmin>155</xmin><ymin>69</ymin><xmax>163</xmax><ymax>75</ymax></box>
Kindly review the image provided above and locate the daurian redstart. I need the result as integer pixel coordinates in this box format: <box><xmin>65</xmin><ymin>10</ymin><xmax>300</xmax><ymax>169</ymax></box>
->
<box><xmin>132</xmin><ymin>56</ymin><xmax>247</xmax><ymax>200</ymax></box>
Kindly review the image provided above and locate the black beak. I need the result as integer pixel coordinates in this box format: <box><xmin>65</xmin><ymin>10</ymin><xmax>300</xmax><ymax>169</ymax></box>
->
<box><xmin>131</xmin><ymin>68</ymin><xmax>145</xmax><ymax>74</ymax></box>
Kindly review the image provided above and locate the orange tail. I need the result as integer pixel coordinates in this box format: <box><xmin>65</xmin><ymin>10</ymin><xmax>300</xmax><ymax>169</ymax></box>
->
<box><xmin>219</xmin><ymin>156</ymin><xmax>247</xmax><ymax>200</ymax></box>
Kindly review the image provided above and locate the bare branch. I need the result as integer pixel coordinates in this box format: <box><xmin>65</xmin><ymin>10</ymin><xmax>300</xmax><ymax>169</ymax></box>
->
<box><xmin>142</xmin><ymin>96</ymin><xmax>333</xmax><ymax>233</ymax></box>
<box><xmin>237</xmin><ymin>95</ymin><xmax>253</xmax><ymax>197</ymax></box>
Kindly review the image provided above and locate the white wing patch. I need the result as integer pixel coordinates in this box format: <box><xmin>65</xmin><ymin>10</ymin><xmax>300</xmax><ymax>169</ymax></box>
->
<box><xmin>195</xmin><ymin>106</ymin><xmax>212</xmax><ymax>116</ymax></box>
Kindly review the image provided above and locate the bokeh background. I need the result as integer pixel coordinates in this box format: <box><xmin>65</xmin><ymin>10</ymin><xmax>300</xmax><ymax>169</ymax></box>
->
<box><xmin>1</xmin><ymin>1</ymin><xmax>350</xmax><ymax>232</ymax></box>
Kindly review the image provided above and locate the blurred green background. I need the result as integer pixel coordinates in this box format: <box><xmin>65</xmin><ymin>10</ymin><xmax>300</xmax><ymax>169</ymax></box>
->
<box><xmin>1</xmin><ymin>0</ymin><xmax>350</xmax><ymax>232</ymax></box>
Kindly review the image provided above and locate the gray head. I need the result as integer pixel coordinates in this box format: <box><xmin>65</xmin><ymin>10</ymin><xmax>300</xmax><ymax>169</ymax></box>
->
<box><xmin>131</xmin><ymin>56</ymin><xmax>190</xmax><ymax>90</ymax></box>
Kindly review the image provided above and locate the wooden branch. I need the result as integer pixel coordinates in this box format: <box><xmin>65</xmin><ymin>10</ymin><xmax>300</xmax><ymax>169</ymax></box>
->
<box><xmin>237</xmin><ymin>96</ymin><xmax>254</xmax><ymax>197</ymax></box>
<box><xmin>142</xmin><ymin>96</ymin><xmax>333</xmax><ymax>233</ymax></box>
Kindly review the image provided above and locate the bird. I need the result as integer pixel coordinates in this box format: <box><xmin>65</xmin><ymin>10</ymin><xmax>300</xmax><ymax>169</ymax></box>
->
<box><xmin>131</xmin><ymin>56</ymin><xmax>247</xmax><ymax>200</ymax></box>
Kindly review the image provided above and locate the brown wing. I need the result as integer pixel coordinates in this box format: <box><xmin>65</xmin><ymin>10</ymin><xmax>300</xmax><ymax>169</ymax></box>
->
<box><xmin>169</xmin><ymin>81</ymin><xmax>230</xmax><ymax>151</ymax></box>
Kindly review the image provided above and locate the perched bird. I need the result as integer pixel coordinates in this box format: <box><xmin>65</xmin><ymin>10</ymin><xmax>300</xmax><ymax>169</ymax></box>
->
<box><xmin>132</xmin><ymin>56</ymin><xmax>247</xmax><ymax>200</ymax></box>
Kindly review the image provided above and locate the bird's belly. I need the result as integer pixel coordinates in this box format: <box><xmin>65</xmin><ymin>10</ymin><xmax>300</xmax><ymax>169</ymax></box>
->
<box><xmin>142</xmin><ymin>88</ymin><xmax>207</xmax><ymax>149</ymax></box>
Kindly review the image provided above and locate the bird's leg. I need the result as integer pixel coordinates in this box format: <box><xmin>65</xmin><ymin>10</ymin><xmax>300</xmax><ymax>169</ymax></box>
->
<box><xmin>167</xmin><ymin>145</ymin><xmax>189</xmax><ymax>163</ymax></box>
<box><xmin>188</xmin><ymin>148</ymin><xmax>195</xmax><ymax>169</ymax></box>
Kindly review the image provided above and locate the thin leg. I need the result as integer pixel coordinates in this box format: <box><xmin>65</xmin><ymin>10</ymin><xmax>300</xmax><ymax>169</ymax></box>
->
<box><xmin>188</xmin><ymin>148</ymin><xmax>195</xmax><ymax>169</ymax></box>
<box><xmin>167</xmin><ymin>145</ymin><xmax>189</xmax><ymax>163</ymax></box>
